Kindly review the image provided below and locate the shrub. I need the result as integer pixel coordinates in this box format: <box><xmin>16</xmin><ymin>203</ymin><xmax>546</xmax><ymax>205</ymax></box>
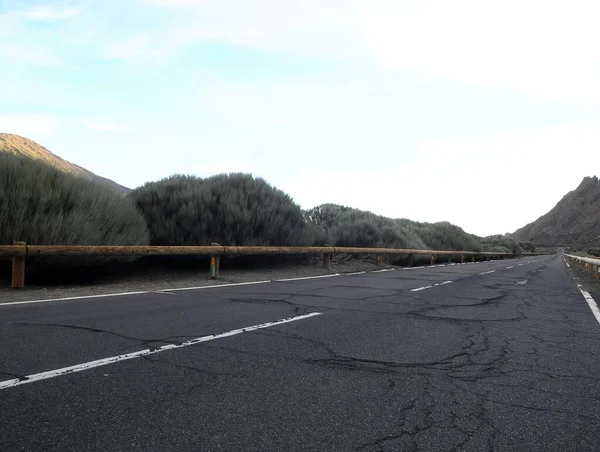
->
<box><xmin>334</xmin><ymin>220</ymin><xmax>379</xmax><ymax>247</ymax></box>
<box><xmin>0</xmin><ymin>153</ymin><xmax>149</xmax><ymax>247</ymax></box>
<box><xmin>305</xmin><ymin>204</ymin><xmax>481</xmax><ymax>251</ymax></box>
<box><xmin>131</xmin><ymin>173</ymin><xmax>314</xmax><ymax>246</ymax></box>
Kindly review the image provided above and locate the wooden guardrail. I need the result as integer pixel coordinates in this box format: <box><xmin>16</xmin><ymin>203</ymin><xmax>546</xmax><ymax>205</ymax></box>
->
<box><xmin>565</xmin><ymin>254</ymin><xmax>600</xmax><ymax>279</ymax></box>
<box><xmin>0</xmin><ymin>242</ymin><xmax>540</xmax><ymax>289</ymax></box>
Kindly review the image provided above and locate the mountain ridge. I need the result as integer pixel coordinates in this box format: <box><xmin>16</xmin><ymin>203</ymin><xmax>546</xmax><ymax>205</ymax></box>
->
<box><xmin>0</xmin><ymin>133</ymin><xmax>130</xmax><ymax>194</ymax></box>
<box><xmin>512</xmin><ymin>176</ymin><xmax>600</xmax><ymax>248</ymax></box>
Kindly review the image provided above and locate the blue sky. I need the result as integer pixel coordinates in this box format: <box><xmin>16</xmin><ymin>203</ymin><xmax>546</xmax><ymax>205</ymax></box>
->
<box><xmin>1</xmin><ymin>0</ymin><xmax>600</xmax><ymax>236</ymax></box>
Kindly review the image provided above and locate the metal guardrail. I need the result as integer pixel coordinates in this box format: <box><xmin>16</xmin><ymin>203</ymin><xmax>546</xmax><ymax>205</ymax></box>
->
<box><xmin>1</xmin><ymin>242</ymin><xmax>543</xmax><ymax>289</ymax></box>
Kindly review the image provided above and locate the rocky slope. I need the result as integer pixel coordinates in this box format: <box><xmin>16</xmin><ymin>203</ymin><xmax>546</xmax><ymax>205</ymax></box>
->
<box><xmin>0</xmin><ymin>133</ymin><xmax>129</xmax><ymax>193</ymax></box>
<box><xmin>512</xmin><ymin>176</ymin><xmax>600</xmax><ymax>248</ymax></box>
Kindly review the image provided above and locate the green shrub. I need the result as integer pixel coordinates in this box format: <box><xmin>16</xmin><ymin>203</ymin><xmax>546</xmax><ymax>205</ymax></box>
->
<box><xmin>131</xmin><ymin>173</ymin><xmax>313</xmax><ymax>246</ymax></box>
<box><xmin>334</xmin><ymin>220</ymin><xmax>379</xmax><ymax>247</ymax></box>
<box><xmin>480</xmin><ymin>234</ymin><xmax>522</xmax><ymax>255</ymax></box>
<box><xmin>0</xmin><ymin>153</ymin><xmax>149</xmax><ymax>246</ymax></box>
<box><xmin>305</xmin><ymin>204</ymin><xmax>480</xmax><ymax>251</ymax></box>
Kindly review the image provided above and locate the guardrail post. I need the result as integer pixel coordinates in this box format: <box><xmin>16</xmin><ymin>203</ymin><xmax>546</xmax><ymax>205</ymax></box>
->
<box><xmin>447</xmin><ymin>254</ymin><xmax>452</xmax><ymax>263</ymax></box>
<box><xmin>12</xmin><ymin>241</ymin><xmax>26</xmax><ymax>289</ymax></box>
<box><xmin>323</xmin><ymin>253</ymin><xmax>331</xmax><ymax>269</ymax></box>
<box><xmin>210</xmin><ymin>255</ymin><xmax>217</xmax><ymax>279</ymax></box>
<box><xmin>376</xmin><ymin>254</ymin><xmax>382</xmax><ymax>267</ymax></box>
<box><xmin>461</xmin><ymin>255</ymin><xmax>465</xmax><ymax>263</ymax></box>
<box><xmin>407</xmin><ymin>253</ymin><xmax>414</xmax><ymax>267</ymax></box>
<box><xmin>430</xmin><ymin>255</ymin><xmax>435</xmax><ymax>266</ymax></box>
<box><xmin>472</xmin><ymin>255</ymin><xmax>475</xmax><ymax>263</ymax></box>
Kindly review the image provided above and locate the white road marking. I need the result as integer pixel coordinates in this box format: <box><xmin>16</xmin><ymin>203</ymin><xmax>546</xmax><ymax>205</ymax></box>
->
<box><xmin>410</xmin><ymin>281</ymin><xmax>453</xmax><ymax>292</ymax></box>
<box><xmin>518</xmin><ymin>264</ymin><xmax>524</xmax><ymax>266</ymax></box>
<box><xmin>404</xmin><ymin>266</ymin><xmax>425</xmax><ymax>270</ymax></box>
<box><xmin>371</xmin><ymin>268</ymin><xmax>395</xmax><ymax>273</ymax></box>
<box><xmin>480</xmin><ymin>270</ymin><xmax>495</xmax><ymax>275</ymax></box>
<box><xmin>345</xmin><ymin>271</ymin><xmax>366</xmax><ymax>276</ymax></box>
<box><xmin>0</xmin><ymin>312</ymin><xmax>323</xmax><ymax>390</ymax></box>
<box><xmin>577</xmin><ymin>288</ymin><xmax>600</xmax><ymax>325</ymax></box>
<box><xmin>505</xmin><ymin>266</ymin><xmax>514</xmax><ymax>269</ymax></box>
<box><xmin>0</xmin><ymin>291</ymin><xmax>148</xmax><ymax>307</ymax></box>
<box><xmin>275</xmin><ymin>274</ymin><xmax>340</xmax><ymax>282</ymax></box>
<box><xmin>163</xmin><ymin>280</ymin><xmax>271</xmax><ymax>292</ymax></box>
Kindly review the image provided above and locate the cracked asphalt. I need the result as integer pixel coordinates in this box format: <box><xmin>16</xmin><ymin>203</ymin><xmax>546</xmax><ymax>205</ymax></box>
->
<box><xmin>2</xmin><ymin>253</ymin><xmax>600</xmax><ymax>451</ymax></box>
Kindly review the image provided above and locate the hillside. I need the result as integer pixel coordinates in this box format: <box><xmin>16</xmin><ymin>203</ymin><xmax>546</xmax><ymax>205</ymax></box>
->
<box><xmin>512</xmin><ymin>176</ymin><xmax>600</xmax><ymax>248</ymax></box>
<box><xmin>0</xmin><ymin>133</ymin><xmax>129</xmax><ymax>194</ymax></box>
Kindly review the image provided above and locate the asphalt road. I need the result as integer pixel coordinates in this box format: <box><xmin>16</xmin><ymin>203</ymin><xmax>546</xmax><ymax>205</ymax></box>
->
<box><xmin>2</xmin><ymin>253</ymin><xmax>600</xmax><ymax>452</ymax></box>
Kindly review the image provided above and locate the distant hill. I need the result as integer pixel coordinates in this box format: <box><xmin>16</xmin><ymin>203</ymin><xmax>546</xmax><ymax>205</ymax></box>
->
<box><xmin>0</xmin><ymin>133</ymin><xmax>129</xmax><ymax>194</ymax></box>
<box><xmin>512</xmin><ymin>176</ymin><xmax>600</xmax><ymax>248</ymax></box>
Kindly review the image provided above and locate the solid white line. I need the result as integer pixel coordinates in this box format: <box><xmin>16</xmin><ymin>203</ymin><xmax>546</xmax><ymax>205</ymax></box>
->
<box><xmin>0</xmin><ymin>312</ymin><xmax>323</xmax><ymax>390</ymax></box>
<box><xmin>505</xmin><ymin>266</ymin><xmax>514</xmax><ymax>269</ymax></box>
<box><xmin>371</xmin><ymin>268</ymin><xmax>395</xmax><ymax>273</ymax></box>
<box><xmin>0</xmin><ymin>291</ymin><xmax>148</xmax><ymax>307</ymax></box>
<box><xmin>344</xmin><ymin>271</ymin><xmax>366</xmax><ymax>276</ymax></box>
<box><xmin>404</xmin><ymin>266</ymin><xmax>425</xmax><ymax>270</ymax></box>
<box><xmin>578</xmin><ymin>288</ymin><xmax>600</xmax><ymax>325</ymax></box>
<box><xmin>480</xmin><ymin>270</ymin><xmax>495</xmax><ymax>275</ymax></box>
<box><xmin>163</xmin><ymin>280</ymin><xmax>271</xmax><ymax>292</ymax></box>
<box><xmin>275</xmin><ymin>274</ymin><xmax>340</xmax><ymax>282</ymax></box>
<box><xmin>410</xmin><ymin>281</ymin><xmax>453</xmax><ymax>292</ymax></box>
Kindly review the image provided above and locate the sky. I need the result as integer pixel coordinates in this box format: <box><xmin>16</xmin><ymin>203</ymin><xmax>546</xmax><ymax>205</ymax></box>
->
<box><xmin>1</xmin><ymin>0</ymin><xmax>600</xmax><ymax>237</ymax></box>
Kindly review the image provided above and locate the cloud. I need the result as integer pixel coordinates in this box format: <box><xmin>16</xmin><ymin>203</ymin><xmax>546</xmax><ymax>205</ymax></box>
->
<box><xmin>77</xmin><ymin>119</ymin><xmax>136</xmax><ymax>132</ymax></box>
<box><xmin>0</xmin><ymin>114</ymin><xmax>61</xmax><ymax>135</ymax></box>
<box><xmin>138</xmin><ymin>0</ymin><xmax>600</xmax><ymax>102</ymax></box>
<box><xmin>21</xmin><ymin>7</ymin><xmax>81</xmax><ymax>20</ymax></box>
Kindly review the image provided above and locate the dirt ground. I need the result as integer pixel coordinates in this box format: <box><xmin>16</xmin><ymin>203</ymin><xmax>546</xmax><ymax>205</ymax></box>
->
<box><xmin>0</xmin><ymin>256</ymin><xmax>393</xmax><ymax>304</ymax></box>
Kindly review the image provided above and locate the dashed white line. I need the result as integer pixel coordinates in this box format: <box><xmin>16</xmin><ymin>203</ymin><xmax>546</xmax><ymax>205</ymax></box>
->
<box><xmin>0</xmin><ymin>312</ymin><xmax>323</xmax><ymax>390</ymax></box>
<box><xmin>505</xmin><ymin>266</ymin><xmax>514</xmax><ymax>269</ymax></box>
<box><xmin>577</xmin><ymin>287</ymin><xmax>600</xmax><ymax>325</ymax></box>
<box><xmin>410</xmin><ymin>281</ymin><xmax>453</xmax><ymax>292</ymax></box>
<box><xmin>480</xmin><ymin>270</ymin><xmax>495</xmax><ymax>275</ymax></box>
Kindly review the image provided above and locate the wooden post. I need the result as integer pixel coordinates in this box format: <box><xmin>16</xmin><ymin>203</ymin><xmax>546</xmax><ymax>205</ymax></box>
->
<box><xmin>376</xmin><ymin>254</ymin><xmax>382</xmax><ymax>267</ymax></box>
<box><xmin>211</xmin><ymin>243</ymin><xmax>221</xmax><ymax>279</ymax></box>
<box><xmin>407</xmin><ymin>253</ymin><xmax>414</xmax><ymax>267</ymax></box>
<box><xmin>323</xmin><ymin>253</ymin><xmax>331</xmax><ymax>269</ymax></box>
<box><xmin>210</xmin><ymin>255</ymin><xmax>217</xmax><ymax>279</ymax></box>
<box><xmin>430</xmin><ymin>255</ymin><xmax>435</xmax><ymax>266</ymax></box>
<box><xmin>461</xmin><ymin>255</ymin><xmax>465</xmax><ymax>264</ymax></box>
<box><xmin>11</xmin><ymin>241</ymin><xmax>26</xmax><ymax>289</ymax></box>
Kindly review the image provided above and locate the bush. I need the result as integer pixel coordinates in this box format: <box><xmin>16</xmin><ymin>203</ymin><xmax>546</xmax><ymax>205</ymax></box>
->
<box><xmin>480</xmin><ymin>235</ymin><xmax>522</xmax><ymax>255</ymax></box>
<box><xmin>304</xmin><ymin>204</ymin><xmax>481</xmax><ymax>251</ymax></box>
<box><xmin>334</xmin><ymin>220</ymin><xmax>379</xmax><ymax>247</ymax></box>
<box><xmin>131</xmin><ymin>173</ymin><xmax>314</xmax><ymax>246</ymax></box>
<box><xmin>0</xmin><ymin>153</ymin><xmax>149</xmax><ymax>247</ymax></box>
